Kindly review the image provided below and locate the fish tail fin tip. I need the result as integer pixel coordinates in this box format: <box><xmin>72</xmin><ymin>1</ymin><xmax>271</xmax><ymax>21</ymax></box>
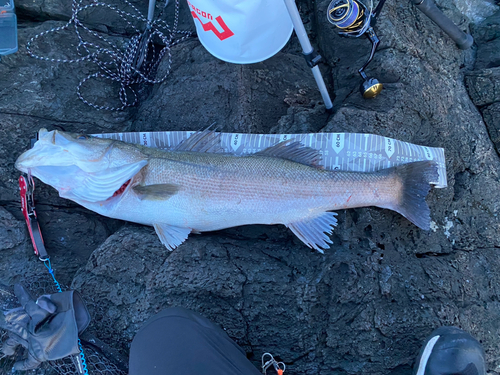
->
<box><xmin>390</xmin><ymin>161</ymin><xmax>439</xmax><ymax>230</ymax></box>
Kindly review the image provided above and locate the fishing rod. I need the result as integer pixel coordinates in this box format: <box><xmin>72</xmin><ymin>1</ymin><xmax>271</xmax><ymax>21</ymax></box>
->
<box><xmin>327</xmin><ymin>0</ymin><xmax>474</xmax><ymax>98</ymax></box>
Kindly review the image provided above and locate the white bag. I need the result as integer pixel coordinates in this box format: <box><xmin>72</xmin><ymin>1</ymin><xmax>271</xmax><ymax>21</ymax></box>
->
<box><xmin>187</xmin><ymin>0</ymin><xmax>294</xmax><ymax>64</ymax></box>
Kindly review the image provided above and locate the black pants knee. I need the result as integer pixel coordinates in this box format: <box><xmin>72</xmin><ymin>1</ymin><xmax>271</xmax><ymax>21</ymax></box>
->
<box><xmin>129</xmin><ymin>307</ymin><xmax>261</xmax><ymax>375</ymax></box>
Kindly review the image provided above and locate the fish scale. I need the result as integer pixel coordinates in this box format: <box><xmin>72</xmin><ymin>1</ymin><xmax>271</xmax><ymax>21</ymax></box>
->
<box><xmin>15</xmin><ymin>129</ymin><xmax>439</xmax><ymax>252</ymax></box>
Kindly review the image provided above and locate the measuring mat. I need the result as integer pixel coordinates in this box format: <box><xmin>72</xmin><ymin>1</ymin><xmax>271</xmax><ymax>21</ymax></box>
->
<box><xmin>94</xmin><ymin>131</ymin><xmax>447</xmax><ymax>188</ymax></box>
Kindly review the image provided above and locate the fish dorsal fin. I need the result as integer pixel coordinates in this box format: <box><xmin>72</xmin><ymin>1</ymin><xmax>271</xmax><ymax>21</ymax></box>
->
<box><xmin>60</xmin><ymin>160</ymin><xmax>148</xmax><ymax>202</ymax></box>
<box><xmin>133</xmin><ymin>184</ymin><xmax>180</xmax><ymax>200</ymax></box>
<box><xmin>255</xmin><ymin>141</ymin><xmax>323</xmax><ymax>168</ymax></box>
<box><xmin>286</xmin><ymin>212</ymin><xmax>338</xmax><ymax>253</ymax></box>
<box><xmin>173</xmin><ymin>129</ymin><xmax>224</xmax><ymax>153</ymax></box>
<box><xmin>153</xmin><ymin>223</ymin><xmax>191</xmax><ymax>251</ymax></box>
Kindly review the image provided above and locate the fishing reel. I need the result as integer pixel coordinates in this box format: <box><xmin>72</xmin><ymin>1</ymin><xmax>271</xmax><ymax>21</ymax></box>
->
<box><xmin>327</xmin><ymin>0</ymin><xmax>386</xmax><ymax>98</ymax></box>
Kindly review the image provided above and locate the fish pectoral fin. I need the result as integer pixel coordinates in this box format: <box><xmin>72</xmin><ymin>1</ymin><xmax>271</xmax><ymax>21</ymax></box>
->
<box><xmin>133</xmin><ymin>184</ymin><xmax>180</xmax><ymax>200</ymax></box>
<box><xmin>255</xmin><ymin>141</ymin><xmax>323</xmax><ymax>168</ymax></box>
<box><xmin>286</xmin><ymin>212</ymin><xmax>338</xmax><ymax>253</ymax></box>
<box><xmin>153</xmin><ymin>223</ymin><xmax>191</xmax><ymax>251</ymax></box>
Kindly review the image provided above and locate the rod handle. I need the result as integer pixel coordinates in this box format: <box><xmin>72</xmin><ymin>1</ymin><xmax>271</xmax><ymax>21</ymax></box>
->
<box><xmin>412</xmin><ymin>0</ymin><xmax>473</xmax><ymax>50</ymax></box>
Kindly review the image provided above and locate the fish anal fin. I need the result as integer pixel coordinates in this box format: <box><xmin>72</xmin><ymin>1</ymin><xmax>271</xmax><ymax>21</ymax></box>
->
<box><xmin>286</xmin><ymin>212</ymin><xmax>337</xmax><ymax>253</ymax></box>
<box><xmin>153</xmin><ymin>223</ymin><xmax>191</xmax><ymax>251</ymax></box>
<box><xmin>173</xmin><ymin>127</ymin><xmax>224</xmax><ymax>153</ymax></box>
<box><xmin>133</xmin><ymin>184</ymin><xmax>180</xmax><ymax>200</ymax></box>
<box><xmin>256</xmin><ymin>141</ymin><xmax>323</xmax><ymax>168</ymax></box>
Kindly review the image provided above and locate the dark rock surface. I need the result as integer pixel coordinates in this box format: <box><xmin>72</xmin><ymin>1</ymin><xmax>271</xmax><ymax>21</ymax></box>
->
<box><xmin>471</xmin><ymin>10</ymin><xmax>500</xmax><ymax>70</ymax></box>
<box><xmin>465</xmin><ymin>67</ymin><xmax>500</xmax><ymax>106</ymax></box>
<box><xmin>483</xmin><ymin>102</ymin><xmax>500</xmax><ymax>154</ymax></box>
<box><xmin>0</xmin><ymin>206</ymin><xmax>24</xmax><ymax>250</ymax></box>
<box><xmin>465</xmin><ymin>9</ymin><xmax>500</xmax><ymax>156</ymax></box>
<box><xmin>1</xmin><ymin>0</ymin><xmax>500</xmax><ymax>374</ymax></box>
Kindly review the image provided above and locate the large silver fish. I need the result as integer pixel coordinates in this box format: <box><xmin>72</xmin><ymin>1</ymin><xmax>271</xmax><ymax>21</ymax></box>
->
<box><xmin>15</xmin><ymin>129</ymin><xmax>438</xmax><ymax>252</ymax></box>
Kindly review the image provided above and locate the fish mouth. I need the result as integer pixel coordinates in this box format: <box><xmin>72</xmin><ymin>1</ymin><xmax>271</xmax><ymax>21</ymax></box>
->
<box><xmin>15</xmin><ymin>133</ymin><xmax>84</xmax><ymax>173</ymax></box>
<box><xmin>15</xmin><ymin>129</ymin><xmax>115</xmax><ymax>174</ymax></box>
<box><xmin>15</xmin><ymin>147</ymin><xmax>72</xmax><ymax>173</ymax></box>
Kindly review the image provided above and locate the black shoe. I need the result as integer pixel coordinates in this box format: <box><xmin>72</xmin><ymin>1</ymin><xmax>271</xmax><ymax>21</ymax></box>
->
<box><xmin>413</xmin><ymin>326</ymin><xmax>486</xmax><ymax>375</ymax></box>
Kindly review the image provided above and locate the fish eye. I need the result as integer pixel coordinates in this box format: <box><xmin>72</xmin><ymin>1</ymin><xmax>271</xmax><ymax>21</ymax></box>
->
<box><xmin>76</xmin><ymin>134</ymin><xmax>90</xmax><ymax>140</ymax></box>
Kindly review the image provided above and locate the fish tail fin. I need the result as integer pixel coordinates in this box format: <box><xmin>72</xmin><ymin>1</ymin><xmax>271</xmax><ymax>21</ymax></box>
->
<box><xmin>386</xmin><ymin>161</ymin><xmax>439</xmax><ymax>230</ymax></box>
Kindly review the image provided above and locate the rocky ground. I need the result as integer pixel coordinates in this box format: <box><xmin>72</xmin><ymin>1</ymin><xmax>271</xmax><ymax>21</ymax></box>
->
<box><xmin>1</xmin><ymin>0</ymin><xmax>500</xmax><ymax>374</ymax></box>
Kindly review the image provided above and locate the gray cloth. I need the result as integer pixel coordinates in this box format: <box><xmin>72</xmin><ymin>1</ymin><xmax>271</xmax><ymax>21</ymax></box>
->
<box><xmin>0</xmin><ymin>284</ymin><xmax>90</xmax><ymax>371</ymax></box>
<box><xmin>129</xmin><ymin>307</ymin><xmax>261</xmax><ymax>375</ymax></box>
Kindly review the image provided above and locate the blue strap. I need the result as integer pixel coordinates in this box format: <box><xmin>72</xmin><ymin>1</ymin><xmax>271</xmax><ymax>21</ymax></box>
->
<box><xmin>42</xmin><ymin>259</ymin><xmax>89</xmax><ymax>374</ymax></box>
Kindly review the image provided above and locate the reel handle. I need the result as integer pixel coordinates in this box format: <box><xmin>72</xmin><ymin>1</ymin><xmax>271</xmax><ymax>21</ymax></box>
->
<box><xmin>412</xmin><ymin>0</ymin><xmax>473</xmax><ymax>50</ymax></box>
<box><xmin>359</xmin><ymin>27</ymin><xmax>380</xmax><ymax>80</ymax></box>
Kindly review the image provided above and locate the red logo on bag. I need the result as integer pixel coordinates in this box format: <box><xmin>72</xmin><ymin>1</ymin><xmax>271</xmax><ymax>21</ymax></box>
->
<box><xmin>187</xmin><ymin>1</ymin><xmax>234</xmax><ymax>41</ymax></box>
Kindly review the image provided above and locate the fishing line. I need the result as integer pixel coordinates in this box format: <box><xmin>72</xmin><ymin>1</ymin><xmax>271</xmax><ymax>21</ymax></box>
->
<box><xmin>327</xmin><ymin>0</ymin><xmax>384</xmax><ymax>98</ymax></box>
<box><xmin>26</xmin><ymin>0</ymin><xmax>193</xmax><ymax>111</ymax></box>
<box><xmin>327</xmin><ymin>0</ymin><xmax>374</xmax><ymax>37</ymax></box>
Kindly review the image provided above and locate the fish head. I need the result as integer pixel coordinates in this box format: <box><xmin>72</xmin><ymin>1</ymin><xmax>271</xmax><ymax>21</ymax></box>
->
<box><xmin>15</xmin><ymin>129</ymin><xmax>148</xmax><ymax>203</ymax></box>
